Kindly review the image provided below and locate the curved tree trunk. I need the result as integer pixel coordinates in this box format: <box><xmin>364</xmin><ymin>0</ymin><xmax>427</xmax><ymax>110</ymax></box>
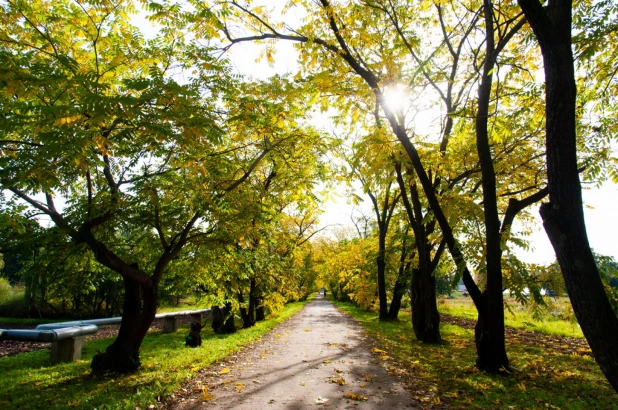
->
<box><xmin>517</xmin><ymin>0</ymin><xmax>618</xmax><ymax>391</ymax></box>
<box><xmin>91</xmin><ymin>275</ymin><xmax>157</xmax><ymax>374</ymax></box>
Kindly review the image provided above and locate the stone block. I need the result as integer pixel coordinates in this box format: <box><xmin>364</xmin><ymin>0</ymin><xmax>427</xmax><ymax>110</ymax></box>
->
<box><xmin>50</xmin><ymin>336</ymin><xmax>85</xmax><ymax>364</ymax></box>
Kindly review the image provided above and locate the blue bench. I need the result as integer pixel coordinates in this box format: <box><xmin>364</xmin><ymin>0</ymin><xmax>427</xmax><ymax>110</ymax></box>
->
<box><xmin>0</xmin><ymin>308</ymin><xmax>213</xmax><ymax>364</ymax></box>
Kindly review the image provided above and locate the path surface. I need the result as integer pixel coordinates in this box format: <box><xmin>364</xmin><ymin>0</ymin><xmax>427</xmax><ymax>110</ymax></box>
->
<box><xmin>168</xmin><ymin>295</ymin><xmax>418</xmax><ymax>409</ymax></box>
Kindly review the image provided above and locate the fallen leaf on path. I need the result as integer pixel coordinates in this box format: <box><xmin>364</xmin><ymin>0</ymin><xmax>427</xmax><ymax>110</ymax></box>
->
<box><xmin>331</xmin><ymin>378</ymin><xmax>345</xmax><ymax>386</ymax></box>
<box><xmin>364</xmin><ymin>374</ymin><xmax>373</xmax><ymax>382</ymax></box>
<box><xmin>315</xmin><ymin>397</ymin><xmax>329</xmax><ymax>405</ymax></box>
<box><xmin>201</xmin><ymin>387</ymin><xmax>214</xmax><ymax>401</ymax></box>
<box><xmin>359</xmin><ymin>383</ymin><xmax>366</xmax><ymax>388</ymax></box>
<box><xmin>274</xmin><ymin>334</ymin><xmax>281</xmax><ymax>338</ymax></box>
<box><xmin>300</xmin><ymin>382</ymin><xmax>305</xmax><ymax>386</ymax></box>
<box><xmin>344</xmin><ymin>393</ymin><xmax>368</xmax><ymax>401</ymax></box>
<box><xmin>219</xmin><ymin>368</ymin><xmax>231</xmax><ymax>374</ymax></box>
<box><xmin>234</xmin><ymin>382</ymin><xmax>245</xmax><ymax>393</ymax></box>
<box><xmin>323</xmin><ymin>359</ymin><xmax>331</xmax><ymax>364</ymax></box>
<box><xmin>253</xmin><ymin>380</ymin><xmax>261</xmax><ymax>384</ymax></box>
<box><xmin>378</xmin><ymin>355</ymin><xmax>390</xmax><ymax>360</ymax></box>
<box><xmin>334</xmin><ymin>368</ymin><xmax>343</xmax><ymax>373</ymax></box>
<box><xmin>371</xmin><ymin>348</ymin><xmax>387</xmax><ymax>354</ymax></box>
<box><xmin>304</xmin><ymin>328</ymin><xmax>311</xmax><ymax>332</ymax></box>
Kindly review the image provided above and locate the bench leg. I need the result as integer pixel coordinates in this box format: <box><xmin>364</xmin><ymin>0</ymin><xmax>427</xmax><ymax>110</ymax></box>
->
<box><xmin>51</xmin><ymin>336</ymin><xmax>85</xmax><ymax>364</ymax></box>
<box><xmin>163</xmin><ymin>317</ymin><xmax>179</xmax><ymax>333</ymax></box>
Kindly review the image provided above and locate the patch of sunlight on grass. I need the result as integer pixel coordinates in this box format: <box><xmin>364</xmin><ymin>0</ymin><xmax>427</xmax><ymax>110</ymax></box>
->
<box><xmin>438</xmin><ymin>296</ymin><xmax>584</xmax><ymax>338</ymax></box>
<box><xmin>333</xmin><ymin>299</ymin><xmax>613</xmax><ymax>410</ymax></box>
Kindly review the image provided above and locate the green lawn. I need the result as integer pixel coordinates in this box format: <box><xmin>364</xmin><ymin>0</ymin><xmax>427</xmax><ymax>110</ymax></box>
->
<box><xmin>0</xmin><ymin>300</ymin><xmax>309</xmax><ymax>409</ymax></box>
<box><xmin>438</xmin><ymin>296</ymin><xmax>585</xmax><ymax>338</ymax></box>
<box><xmin>334</xmin><ymin>300</ymin><xmax>615</xmax><ymax>409</ymax></box>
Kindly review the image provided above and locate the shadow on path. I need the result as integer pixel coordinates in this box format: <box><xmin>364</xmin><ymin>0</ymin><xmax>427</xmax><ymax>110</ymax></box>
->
<box><xmin>166</xmin><ymin>294</ymin><xmax>418</xmax><ymax>409</ymax></box>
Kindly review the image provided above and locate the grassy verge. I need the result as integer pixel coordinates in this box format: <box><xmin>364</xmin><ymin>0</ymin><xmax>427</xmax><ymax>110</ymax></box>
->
<box><xmin>438</xmin><ymin>297</ymin><xmax>584</xmax><ymax>339</ymax></box>
<box><xmin>333</xmin><ymin>300</ymin><xmax>614</xmax><ymax>410</ymax></box>
<box><xmin>0</xmin><ymin>299</ymin><xmax>309</xmax><ymax>410</ymax></box>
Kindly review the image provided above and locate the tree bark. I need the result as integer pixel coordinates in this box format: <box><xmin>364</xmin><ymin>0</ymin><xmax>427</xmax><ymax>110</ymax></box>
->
<box><xmin>518</xmin><ymin>0</ymin><xmax>618</xmax><ymax>392</ymax></box>
<box><xmin>468</xmin><ymin>0</ymin><xmax>510</xmax><ymax>373</ymax></box>
<box><xmin>388</xmin><ymin>244</ymin><xmax>412</xmax><ymax>320</ymax></box>
<box><xmin>246</xmin><ymin>278</ymin><xmax>257</xmax><ymax>328</ymax></box>
<box><xmin>91</xmin><ymin>273</ymin><xmax>157</xmax><ymax>374</ymax></box>
<box><xmin>376</xmin><ymin>233</ymin><xmax>389</xmax><ymax>320</ymax></box>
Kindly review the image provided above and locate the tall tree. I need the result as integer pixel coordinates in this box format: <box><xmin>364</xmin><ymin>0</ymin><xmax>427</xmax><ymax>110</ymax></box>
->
<box><xmin>517</xmin><ymin>0</ymin><xmax>618</xmax><ymax>391</ymax></box>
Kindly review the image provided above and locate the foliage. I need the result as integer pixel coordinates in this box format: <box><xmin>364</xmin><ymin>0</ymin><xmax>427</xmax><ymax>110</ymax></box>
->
<box><xmin>0</xmin><ymin>277</ymin><xmax>26</xmax><ymax>316</ymax></box>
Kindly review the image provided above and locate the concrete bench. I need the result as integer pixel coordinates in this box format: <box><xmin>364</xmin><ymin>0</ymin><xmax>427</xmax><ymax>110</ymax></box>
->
<box><xmin>0</xmin><ymin>324</ymin><xmax>99</xmax><ymax>364</ymax></box>
<box><xmin>0</xmin><ymin>308</ymin><xmax>214</xmax><ymax>364</ymax></box>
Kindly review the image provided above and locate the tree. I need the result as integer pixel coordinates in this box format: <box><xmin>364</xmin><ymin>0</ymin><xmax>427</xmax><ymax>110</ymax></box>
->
<box><xmin>208</xmin><ymin>0</ymin><xmax>552</xmax><ymax>371</ymax></box>
<box><xmin>0</xmin><ymin>0</ymin><xmax>315</xmax><ymax>373</ymax></box>
<box><xmin>517</xmin><ymin>0</ymin><xmax>618</xmax><ymax>391</ymax></box>
<box><xmin>346</xmin><ymin>129</ymin><xmax>401</xmax><ymax>320</ymax></box>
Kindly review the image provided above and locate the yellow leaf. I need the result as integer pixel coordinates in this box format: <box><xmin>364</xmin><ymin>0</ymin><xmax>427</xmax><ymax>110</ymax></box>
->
<box><xmin>201</xmin><ymin>387</ymin><xmax>215</xmax><ymax>402</ymax></box>
<box><xmin>364</xmin><ymin>374</ymin><xmax>372</xmax><ymax>382</ymax></box>
<box><xmin>371</xmin><ymin>348</ymin><xmax>387</xmax><ymax>354</ymax></box>
<box><xmin>219</xmin><ymin>368</ymin><xmax>231</xmax><ymax>374</ymax></box>
<box><xmin>344</xmin><ymin>392</ymin><xmax>368</xmax><ymax>401</ymax></box>
<box><xmin>332</xmin><ymin>378</ymin><xmax>345</xmax><ymax>386</ymax></box>
<box><xmin>323</xmin><ymin>359</ymin><xmax>331</xmax><ymax>364</ymax></box>
<box><xmin>304</xmin><ymin>328</ymin><xmax>311</xmax><ymax>332</ymax></box>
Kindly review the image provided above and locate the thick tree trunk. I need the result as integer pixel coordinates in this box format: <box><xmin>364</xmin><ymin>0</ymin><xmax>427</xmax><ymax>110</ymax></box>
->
<box><xmin>474</xmin><ymin>293</ymin><xmax>509</xmax><ymax>372</ymax></box>
<box><xmin>91</xmin><ymin>275</ymin><xmax>157</xmax><ymax>374</ymax></box>
<box><xmin>411</xmin><ymin>265</ymin><xmax>441</xmax><ymax>343</ymax></box>
<box><xmin>518</xmin><ymin>0</ymin><xmax>618</xmax><ymax>392</ymax></box>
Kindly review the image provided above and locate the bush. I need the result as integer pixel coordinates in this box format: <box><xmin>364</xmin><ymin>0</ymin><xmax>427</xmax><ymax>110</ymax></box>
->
<box><xmin>0</xmin><ymin>277</ymin><xmax>27</xmax><ymax>317</ymax></box>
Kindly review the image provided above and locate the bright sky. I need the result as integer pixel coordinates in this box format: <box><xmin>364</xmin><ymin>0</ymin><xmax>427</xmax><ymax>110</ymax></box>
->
<box><xmin>133</xmin><ymin>6</ymin><xmax>618</xmax><ymax>267</ymax></box>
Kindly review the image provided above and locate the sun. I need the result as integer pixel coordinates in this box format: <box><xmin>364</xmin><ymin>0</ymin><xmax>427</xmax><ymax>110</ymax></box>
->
<box><xmin>382</xmin><ymin>85</ymin><xmax>407</xmax><ymax>114</ymax></box>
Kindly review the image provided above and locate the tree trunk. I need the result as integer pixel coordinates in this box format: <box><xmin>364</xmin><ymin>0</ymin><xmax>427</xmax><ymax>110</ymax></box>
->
<box><xmin>377</xmin><ymin>232</ymin><xmax>389</xmax><ymax>321</ymax></box>
<box><xmin>91</xmin><ymin>275</ymin><xmax>157</xmax><ymax>374</ymax></box>
<box><xmin>238</xmin><ymin>290</ymin><xmax>252</xmax><ymax>329</ymax></box>
<box><xmin>245</xmin><ymin>278</ymin><xmax>257</xmax><ymax>328</ymax></box>
<box><xmin>411</xmin><ymin>264</ymin><xmax>441</xmax><ymax>343</ymax></box>
<box><xmin>388</xmin><ymin>265</ymin><xmax>408</xmax><ymax>319</ymax></box>
<box><xmin>255</xmin><ymin>295</ymin><xmax>265</xmax><ymax>321</ymax></box>
<box><xmin>518</xmin><ymin>0</ymin><xmax>618</xmax><ymax>392</ymax></box>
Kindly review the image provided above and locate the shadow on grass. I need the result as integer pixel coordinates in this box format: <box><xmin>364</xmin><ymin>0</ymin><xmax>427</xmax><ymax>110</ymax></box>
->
<box><xmin>334</xmin><ymin>300</ymin><xmax>615</xmax><ymax>410</ymax></box>
<box><xmin>0</xmin><ymin>301</ymin><xmax>308</xmax><ymax>410</ymax></box>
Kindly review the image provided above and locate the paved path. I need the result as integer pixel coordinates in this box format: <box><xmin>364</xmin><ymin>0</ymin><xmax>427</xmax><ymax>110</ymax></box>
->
<box><xmin>169</xmin><ymin>295</ymin><xmax>418</xmax><ymax>409</ymax></box>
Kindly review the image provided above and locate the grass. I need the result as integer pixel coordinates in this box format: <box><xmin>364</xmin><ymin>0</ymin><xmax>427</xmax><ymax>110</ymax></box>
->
<box><xmin>333</xmin><ymin>299</ymin><xmax>615</xmax><ymax>409</ymax></box>
<box><xmin>0</xmin><ymin>299</ymin><xmax>309</xmax><ymax>410</ymax></box>
<box><xmin>438</xmin><ymin>296</ymin><xmax>585</xmax><ymax>339</ymax></box>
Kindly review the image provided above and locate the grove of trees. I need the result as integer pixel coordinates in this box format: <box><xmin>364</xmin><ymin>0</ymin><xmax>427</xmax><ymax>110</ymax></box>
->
<box><xmin>1</xmin><ymin>0</ymin><xmax>617</xmax><ymax>394</ymax></box>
